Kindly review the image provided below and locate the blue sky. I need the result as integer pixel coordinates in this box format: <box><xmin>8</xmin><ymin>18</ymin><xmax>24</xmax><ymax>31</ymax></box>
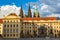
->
<box><xmin>0</xmin><ymin>0</ymin><xmax>37</xmax><ymax>6</ymax></box>
<box><xmin>0</xmin><ymin>0</ymin><xmax>60</xmax><ymax>18</ymax></box>
<box><xmin>0</xmin><ymin>0</ymin><xmax>37</xmax><ymax>10</ymax></box>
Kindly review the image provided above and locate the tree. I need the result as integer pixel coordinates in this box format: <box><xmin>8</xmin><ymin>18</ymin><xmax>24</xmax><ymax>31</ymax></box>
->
<box><xmin>38</xmin><ymin>25</ymin><xmax>47</xmax><ymax>37</ymax></box>
<box><xmin>33</xmin><ymin>30</ymin><xmax>37</xmax><ymax>38</ymax></box>
<box><xmin>58</xmin><ymin>31</ymin><xmax>60</xmax><ymax>37</ymax></box>
<box><xmin>20</xmin><ymin>30</ymin><xmax>24</xmax><ymax>38</ymax></box>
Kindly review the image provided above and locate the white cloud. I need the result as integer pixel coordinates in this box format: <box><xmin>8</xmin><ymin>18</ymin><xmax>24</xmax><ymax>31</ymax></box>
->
<box><xmin>41</xmin><ymin>4</ymin><xmax>49</xmax><ymax>12</ymax></box>
<box><xmin>47</xmin><ymin>14</ymin><xmax>60</xmax><ymax>17</ymax></box>
<box><xmin>39</xmin><ymin>0</ymin><xmax>60</xmax><ymax>17</ymax></box>
<box><xmin>0</xmin><ymin>5</ymin><xmax>20</xmax><ymax>18</ymax></box>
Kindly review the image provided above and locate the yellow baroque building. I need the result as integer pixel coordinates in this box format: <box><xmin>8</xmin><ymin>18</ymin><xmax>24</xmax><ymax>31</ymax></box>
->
<box><xmin>2</xmin><ymin>13</ymin><xmax>20</xmax><ymax>38</ymax></box>
<box><xmin>21</xmin><ymin>18</ymin><xmax>60</xmax><ymax>38</ymax></box>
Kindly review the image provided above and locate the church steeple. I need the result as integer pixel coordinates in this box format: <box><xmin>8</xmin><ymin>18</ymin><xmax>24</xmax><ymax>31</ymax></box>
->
<box><xmin>28</xmin><ymin>4</ymin><xmax>32</xmax><ymax>18</ymax></box>
<box><xmin>33</xmin><ymin>5</ymin><xmax>40</xmax><ymax>18</ymax></box>
<box><xmin>19</xmin><ymin>5</ymin><xmax>23</xmax><ymax>18</ymax></box>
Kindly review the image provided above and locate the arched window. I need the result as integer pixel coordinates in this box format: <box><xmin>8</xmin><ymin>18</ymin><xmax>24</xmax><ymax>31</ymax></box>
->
<box><xmin>7</xmin><ymin>24</ymin><xmax>9</xmax><ymax>27</ymax></box>
<box><xmin>4</xmin><ymin>24</ymin><xmax>6</xmax><ymax>27</ymax></box>
<box><xmin>10</xmin><ymin>24</ymin><xmax>12</xmax><ymax>27</ymax></box>
<box><xmin>13</xmin><ymin>24</ymin><xmax>15</xmax><ymax>27</ymax></box>
<box><xmin>16</xmin><ymin>24</ymin><xmax>18</xmax><ymax>27</ymax></box>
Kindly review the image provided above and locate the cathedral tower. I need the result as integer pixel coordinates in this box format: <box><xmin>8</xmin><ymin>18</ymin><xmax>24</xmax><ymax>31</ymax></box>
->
<box><xmin>28</xmin><ymin>4</ymin><xmax>32</xmax><ymax>18</ymax></box>
<box><xmin>19</xmin><ymin>5</ymin><xmax>24</xmax><ymax>18</ymax></box>
<box><xmin>33</xmin><ymin>5</ymin><xmax>40</xmax><ymax>18</ymax></box>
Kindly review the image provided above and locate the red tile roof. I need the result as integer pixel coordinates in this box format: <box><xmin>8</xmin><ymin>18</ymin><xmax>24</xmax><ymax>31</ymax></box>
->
<box><xmin>0</xmin><ymin>19</ymin><xmax>3</xmax><ymax>23</ymax></box>
<box><xmin>21</xmin><ymin>17</ymin><xmax>56</xmax><ymax>20</ymax></box>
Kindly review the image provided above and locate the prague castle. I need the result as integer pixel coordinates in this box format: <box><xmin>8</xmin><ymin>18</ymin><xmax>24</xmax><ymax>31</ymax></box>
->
<box><xmin>0</xmin><ymin>5</ymin><xmax>60</xmax><ymax>38</ymax></box>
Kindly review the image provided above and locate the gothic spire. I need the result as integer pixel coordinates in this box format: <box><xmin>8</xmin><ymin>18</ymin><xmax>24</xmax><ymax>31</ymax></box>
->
<box><xmin>28</xmin><ymin>4</ymin><xmax>32</xmax><ymax>18</ymax></box>
<box><xmin>19</xmin><ymin>5</ymin><xmax>23</xmax><ymax>18</ymax></box>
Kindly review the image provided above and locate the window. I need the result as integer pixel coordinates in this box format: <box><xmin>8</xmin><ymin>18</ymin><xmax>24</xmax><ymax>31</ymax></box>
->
<box><xmin>16</xmin><ymin>24</ymin><xmax>18</xmax><ymax>27</ymax></box>
<box><xmin>54</xmin><ymin>30</ymin><xmax>56</xmax><ymax>32</ymax></box>
<box><xmin>30</xmin><ymin>30</ymin><xmax>31</xmax><ymax>32</ymax></box>
<box><xmin>7</xmin><ymin>29</ymin><xmax>9</xmax><ymax>33</ymax></box>
<box><xmin>7</xmin><ymin>25</ymin><xmax>9</xmax><ymax>27</ymax></box>
<box><xmin>14</xmin><ymin>21</ymin><xmax>15</xmax><ymax>22</ymax></box>
<box><xmin>7</xmin><ymin>34</ymin><xmax>9</xmax><ymax>36</ymax></box>
<box><xmin>4</xmin><ymin>29</ymin><xmax>6</xmax><ymax>33</ymax></box>
<box><xmin>57</xmin><ymin>30</ymin><xmax>58</xmax><ymax>32</ymax></box>
<box><xmin>21</xmin><ymin>27</ymin><xmax>23</xmax><ymax>29</ymax></box>
<box><xmin>13</xmin><ymin>29</ymin><xmax>15</xmax><ymax>33</ymax></box>
<box><xmin>36</xmin><ymin>30</ymin><xmax>37</xmax><ymax>32</ymax></box>
<box><xmin>16</xmin><ymin>34</ymin><xmax>18</xmax><ymax>36</ymax></box>
<box><xmin>10</xmin><ymin>29</ymin><xmax>12</xmax><ymax>33</ymax></box>
<box><xmin>11</xmin><ymin>21</ymin><xmax>12</xmax><ymax>22</ymax></box>
<box><xmin>48</xmin><ymin>27</ymin><xmax>49</xmax><ymax>28</ymax></box>
<box><xmin>4</xmin><ymin>25</ymin><xmax>6</xmax><ymax>27</ymax></box>
<box><xmin>7</xmin><ymin>21</ymin><xmax>9</xmax><ymax>22</ymax></box>
<box><xmin>10</xmin><ymin>24</ymin><xmax>12</xmax><ymax>27</ymax></box>
<box><xmin>16</xmin><ymin>29</ymin><xmax>18</xmax><ymax>33</ymax></box>
<box><xmin>10</xmin><ymin>34</ymin><xmax>12</xmax><ymax>36</ymax></box>
<box><xmin>30</xmin><ymin>27</ymin><xmax>31</xmax><ymax>28</ymax></box>
<box><xmin>13</xmin><ymin>34</ymin><xmax>15</xmax><ymax>36</ymax></box>
<box><xmin>4</xmin><ymin>34</ymin><xmax>6</xmax><ymax>37</ymax></box>
<box><xmin>13</xmin><ymin>24</ymin><xmax>15</xmax><ymax>27</ymax></box>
